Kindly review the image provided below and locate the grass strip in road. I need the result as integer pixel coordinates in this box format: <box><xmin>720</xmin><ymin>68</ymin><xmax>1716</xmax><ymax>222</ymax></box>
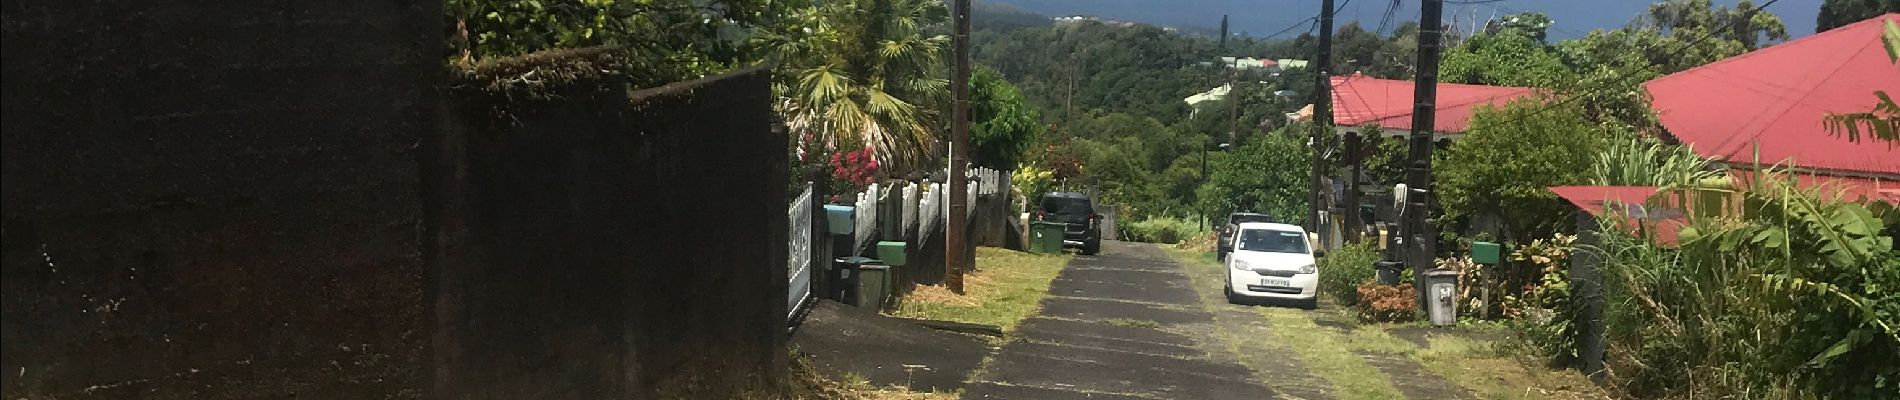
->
<box><xmin>1254</xmin><ymin>307</ymin><xmax>1411</xmax><ymax>400</ymax></box>
<box><xmin>1167</xmin><ymin>247</ymin><xmax>1407</xmax><ymax>400</ymax></box>
<box><xmin>890</xmin><ymin>247</ymin><xmax>1071</xmax><ymax>332</ymax></box>
<box><xmin>1411</xmin><ymin>333</ymin><xmax>1610</xmax><ymax>400</ymax></box>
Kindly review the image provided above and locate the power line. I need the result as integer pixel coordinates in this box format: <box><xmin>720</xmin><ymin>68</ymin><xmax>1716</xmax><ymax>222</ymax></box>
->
<box><xmin>1376</xmin><ymin>0</ymin><xmax>1404</xmax><ymax>34</ymax></box>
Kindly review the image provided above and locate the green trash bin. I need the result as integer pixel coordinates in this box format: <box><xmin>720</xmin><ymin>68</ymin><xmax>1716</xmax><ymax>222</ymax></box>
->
<box><xmin>1030</xmin><ymin>221</ymin><xmax>1065</xmax><ymax>254</ymax></box>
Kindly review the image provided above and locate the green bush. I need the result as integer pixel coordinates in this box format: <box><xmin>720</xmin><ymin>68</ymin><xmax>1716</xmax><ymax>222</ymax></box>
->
<box><xmin>1121</xmin><ymin>216</ymin><xmax>1200</xmax><ymax>244</ymax></box>
<box><xmin>1596</xmin><ymin>173</ymin><xmax>1900</xmax><ymax>400</ymax></box>
<box><xmin>1318</xmin><ymin>242</ymin><xmax>1382</xmax><ymax>305</ymax></box>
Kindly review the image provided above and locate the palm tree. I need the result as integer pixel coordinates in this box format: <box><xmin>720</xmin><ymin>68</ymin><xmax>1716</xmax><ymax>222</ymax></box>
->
<box><xmin>763</xmin><ymin>0</ymin><xmax>950</xmax><ymax>170</ymax></box>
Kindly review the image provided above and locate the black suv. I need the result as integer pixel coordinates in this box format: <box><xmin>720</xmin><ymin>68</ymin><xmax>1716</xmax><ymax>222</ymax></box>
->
<box><xmin>1217</xmin><ymin>212</ymin><xmax>1274</xmax><ymax>261</ymax></box>
<box><xmin>1035</xmin><ymin>192</ymin><xmax>1101</xmax><ymax>255</ymax></box>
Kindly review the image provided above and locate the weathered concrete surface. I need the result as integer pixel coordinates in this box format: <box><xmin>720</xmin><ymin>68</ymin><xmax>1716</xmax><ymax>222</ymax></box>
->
<box><xmin>964</xmin><ymin>241</ymin><xmax>1279</xmax><ymax>400</ymax></box>
<box><xmin>792</xmin><ymin>300</ymin><xmax>988</xmax><ymax>393</ymax></box>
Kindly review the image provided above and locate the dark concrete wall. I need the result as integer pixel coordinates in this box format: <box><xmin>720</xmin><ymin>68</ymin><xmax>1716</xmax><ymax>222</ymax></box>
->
<box><xmin>431</xmin><ymin>59</ymin><xmax>787</xmax><ymax>398</ymax></box>
<box><xmin>1</xmin><ymin>0</ymin><xmax>439</xmax><ymax>398</ymax></box>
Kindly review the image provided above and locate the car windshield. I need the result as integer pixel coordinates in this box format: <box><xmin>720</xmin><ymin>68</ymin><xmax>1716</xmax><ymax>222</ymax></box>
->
<box><xmin>1237</xmin><ymin>229</ymin><xmax>1308</xmax><ymax>254</ymax></box>
<box><xmin>1040</xmin><ymin>197</ymin><xmax>1091</xmax><ymax>215</ymax></box>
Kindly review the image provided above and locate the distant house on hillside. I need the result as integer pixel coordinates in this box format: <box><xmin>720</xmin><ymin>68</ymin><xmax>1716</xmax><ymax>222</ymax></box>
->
<box><xmin>1183</xmin><ymin>84</ymin><xmax>1232</xmax><ymax>117</ymax></box>
<box><xmin>1218</xmin><ymin>57</ymin><xmax>1280</xmax><ymax>72</ymax></box>
<box><xmin>1277</xmin><ymin>59</ymin><xmax>1310</xmax><ymax>69</ymax></box>
<box><xmin>1052</xmin><ymin>15</ymin><xmax>1136</xmax><ymax>28</ymax></box>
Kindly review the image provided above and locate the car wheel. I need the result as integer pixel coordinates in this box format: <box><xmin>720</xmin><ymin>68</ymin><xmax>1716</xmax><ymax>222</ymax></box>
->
<box><xmin>1300</xmin><ymin>297</ymin><xmax>1319</xmax><ymax>310</ymax></box>
<box><xmin>1224</xmin><ymin>273</ymin><xmax>1242</xmax><ymax>305</ymax></box>
<box><xmin>1082</xmin><ymin>241</ymin><xmax>1100</xmax><ymax>255</ymax></box>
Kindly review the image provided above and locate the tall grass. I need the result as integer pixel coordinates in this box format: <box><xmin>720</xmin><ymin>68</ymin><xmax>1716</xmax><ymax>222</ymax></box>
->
<box><xmin>1592</xmin><ymin>171</ymin><xmax>1900</xmax><ymax>399</ymax></box>
<box><xmin>1590</xmin><ymin>137</ymin><xmax>1723</xmax><ymax>187</ymax></box>
<box><xmin>1120</xmin><ymin>215</ymin><xmax>1201</xmax><ymax>244</ymax></box>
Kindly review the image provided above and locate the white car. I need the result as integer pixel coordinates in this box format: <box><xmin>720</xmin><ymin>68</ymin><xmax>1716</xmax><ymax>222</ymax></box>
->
<box><xmin>1223</xmin><ymin>222</ymin><xmax>1320</xmax><ymax>309</ymax></box>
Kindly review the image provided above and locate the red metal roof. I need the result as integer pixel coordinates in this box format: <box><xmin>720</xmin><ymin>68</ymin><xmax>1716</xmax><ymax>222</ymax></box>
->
<box><xmin>1645</xmin><ymin>14</ymin><xmax>1900</xmax><ymax>175</ymax></box>
<box><xmin>1728</xmin><ymin>169</ymin><xmax>1900</xmax><ymax>204</ymax></box>
<box><xmin>1329</xmin><ymin>73</ymin><xmax>1536</xmax><ymax>133</ymax></box>
<box><xmin>1548</xmin><ymin>186</ymin><xmax>1686</xmax><ymax>246</ymax></box>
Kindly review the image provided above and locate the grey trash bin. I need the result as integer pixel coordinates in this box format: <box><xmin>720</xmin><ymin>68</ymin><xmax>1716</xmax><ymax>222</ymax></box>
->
<box><xmin>1422</xmin><ymin>269</ymin><xmax>1460</xmax><ymax>326</ymax></box>
<box><xmin>855</xmin><ymin>264</ymin><xmax>892</xmax><ymax>308</ymax></box>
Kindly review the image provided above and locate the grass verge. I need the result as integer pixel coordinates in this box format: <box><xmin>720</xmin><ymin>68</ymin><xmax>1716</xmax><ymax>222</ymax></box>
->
<box><xmin>889</xmin><ymin>247</ymin><xmax>1071</xmax><ymax>332</ymax></box>
<box><xmin>1170</xmin><ymin>247</ymin><xmax>1600</xmax><ymax>400</ymax></box>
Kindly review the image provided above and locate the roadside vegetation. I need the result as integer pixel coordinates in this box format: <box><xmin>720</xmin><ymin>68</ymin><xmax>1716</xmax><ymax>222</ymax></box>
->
<box><xmin>1170</xmin><ymin>247</ymin><xmax>1605</xmax><ymax>400</ymax></box>
<box><xmin>889</xmin><ymin>247</ymin><xmax>1070</xmax><ymax>332</ymax></box>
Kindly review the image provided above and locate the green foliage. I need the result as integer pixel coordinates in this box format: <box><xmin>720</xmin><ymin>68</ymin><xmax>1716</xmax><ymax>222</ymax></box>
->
<box><xmin>1120</xmin><ymin>215</ymin><xmax>1201</xmax><ymax>244</ymax></box>
<box><xmin>768</xmin><ymin>0</ymin><xmax>949</xmax><ymax>168</ymax></box>
<box><xmin>447</xmin><ymin>0</ymin><xmax>787</xmax><ymax>86</ymax></box>
<box><xmin>1196</xmin><ymin>129</ymin><xmax>1311</xmax><ymax>226</ymax></box>
<box><xmin>1498</xmin><ymin>234</ymin><xmax>1579</xmax><ymax>363</ymax></box>
<box><xmin>971</xmin><ymin>67</ymin><xmax>1043</xmax><ymax>170</ymax></box>
<box><xmin>1590</xmin><ymin>136</ymin><xmax>1725</xmax><ymax>187</ymax></box>
<box><xmin>1817</xmin><ymin>0</ymin><xmax>1900</xmax><ymax>33</ymax></box>
<box><xmin>1318</xmin><ymin>242</ymin><xmax>1382</xmax><ymax>305</ymax></box>
<box><xmin>1598</xmin><ymin>171</ymin><xmax>1900</xmax><ymax>399</ymax></box>
<box><xmin>1443</xmin><ymin>13</ymin><xmax>1575</xmax><ymax>88</ymax></box>
<box><xmin>1437</xmin><ymin>99</ymin><xmax>1610</xmax><ymax>242</ymax></box>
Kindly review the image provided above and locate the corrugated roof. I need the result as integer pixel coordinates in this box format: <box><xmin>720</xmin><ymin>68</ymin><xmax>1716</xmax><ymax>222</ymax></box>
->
<box><xmin>1645</xmin><ymin>14</ymin><xmax>1900</xmax><ymax>176</ymax></box>
<box><xmin>1548</xmin><ymin>186</ymin><xmax>1686</xmax><ymax>246</ymax></box>
<box><xmin>1329</xmin><ymin>73</ymin><xmax>1536</xmax><ymax>133</ymax></box>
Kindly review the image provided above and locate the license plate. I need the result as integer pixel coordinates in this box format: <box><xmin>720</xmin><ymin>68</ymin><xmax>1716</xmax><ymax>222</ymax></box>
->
<box><xmin>1261</xmin><ymin>278</ymin><xmax>1291</xmax><ymax>287</ymax></box>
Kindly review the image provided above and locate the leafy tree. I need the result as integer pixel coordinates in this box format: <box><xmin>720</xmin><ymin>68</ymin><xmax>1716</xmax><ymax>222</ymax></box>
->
<box><xmin>1196</xmin><ymin>128</ymin><xmax>1311</xmax><ymax>225</ymax></box>
<box><xmin>1817</xmin><ymin>0</ymin><xmax>1900</xmax><ymax>32</ymax></box>
<box><xmin>764</xmin><ymin>0</ymin><xmax>950</xmax><ymax>170</ymax></box>
<box><xmin>1441</xmin><ymin>26</ymin><xmax>1576</xmax><ymax>87</ymax></box>
<box><xmin>1436</xmin><ymin>99</ymin><xmax>1611</xmax><ymax>242</ymax></box>
<box><xmin>970</xmin><ymin>66</ymin><xmax>1043</xmax><ymax>170</ymax></box>
<box><xmin>1645</xmin><ymin>0</ymin><xmax>1790</xmax><ymax>49</ymax></box>
<box><xmin>1485</xmin><ymin>12</ymin><xmax>1555</xmax><ymax>43</ymax></box>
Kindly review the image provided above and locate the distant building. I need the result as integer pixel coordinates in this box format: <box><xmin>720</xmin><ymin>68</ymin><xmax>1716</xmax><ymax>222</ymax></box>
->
<box><xmin>1217</xmin><ymin>57</ymin><xmax>1283</xmax><ymax>72</ymax></box>
<box><xmin>1052</xmin><ymin>15</ymin><xmax>1136</xmax><ymax>28</ymax></box>
<box><xmin>1183</xmin><ymin>84</ymin><xmax>1232</xmax><ymax>117</ymax></box>
<box><xmin>1277</xmin><ymin>59</ymin><xmax>1310</xmax><ymax>69</ymax></box>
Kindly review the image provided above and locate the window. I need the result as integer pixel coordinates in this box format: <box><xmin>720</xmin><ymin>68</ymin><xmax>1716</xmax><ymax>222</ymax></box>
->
<box><xmin>1237</xmin><ymin>229</ymin><xmax>1308</xmax><ymax>254</ymax></box>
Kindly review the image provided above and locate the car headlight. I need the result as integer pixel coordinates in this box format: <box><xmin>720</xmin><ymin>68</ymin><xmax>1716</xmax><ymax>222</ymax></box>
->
<box><xmin>1232</xmin><ymin>260</ymin><xmax>1251</xmax><ymax>271</ymax></box>
<box><xmin>1298</xmin><ymin>264</ymin><xmax>1317</xmax><ymax>274</ymax></box>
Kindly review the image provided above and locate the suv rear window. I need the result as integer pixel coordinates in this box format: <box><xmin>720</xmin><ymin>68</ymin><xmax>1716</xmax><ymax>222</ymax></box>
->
<box><xmin>1039</xmin><ymin>197</ymin><xmax>1092</xmax><ymax>215</ymax></box>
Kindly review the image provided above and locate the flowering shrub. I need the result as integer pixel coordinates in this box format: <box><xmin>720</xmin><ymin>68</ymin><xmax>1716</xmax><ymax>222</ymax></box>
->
<box><xmin>1356</xmin><ymin>281</ymin><xmax>1420</xmax><ymax>322</ymax></box>
<box><xmin>829</xmin><ymin>146</ymin><xmax>880</xmax><ymax>189</ymax></box>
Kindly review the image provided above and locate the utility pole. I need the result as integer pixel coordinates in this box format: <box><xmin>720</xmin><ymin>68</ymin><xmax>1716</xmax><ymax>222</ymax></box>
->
<box><xmin>1403</xmin><ymin>0</ymin><xmax>1445</xmax><ymax>303</ymax></box>
<box><xmin>1203</xmin><ymin>14</ymin><xmax>1228</xmax><ymax>232</ymax></box>
<box><xmin>947</xmin><ymin>0</ymin><xmax>971</xmax><ymax>294</ymax></box>
<box><xmin>1309</xmin><ymin>0</ymin><xmax>1334</xmax><ymax>242</ymax></box>
<box><xmin>1337</xmin><ymin>5</ymin><xmax>1360</xmax><ymax>242</ymax></box>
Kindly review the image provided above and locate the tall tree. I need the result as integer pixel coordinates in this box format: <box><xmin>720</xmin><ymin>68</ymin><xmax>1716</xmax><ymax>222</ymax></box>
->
<box><xmin>970</xmin><ymin>66</ymin><xmax>1043</xmax><ymax>169</ymax></box>
<box><xmin>765</xmin><ymin>0</ymin><xmax>951</xmax><ymax>169</ymax></box>
<box><xmin>1817</xmin><ymin>0</ymin><xmax>1900</xmax><ymax>33</ymax></box>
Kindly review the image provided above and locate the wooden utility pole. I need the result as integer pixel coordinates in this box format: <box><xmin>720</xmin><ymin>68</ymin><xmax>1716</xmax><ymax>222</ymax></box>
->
<box><xmin>1337</xmin><ymin>0</ymin><xmax>1361</xmax><ymax>242</ymax></box>
<box><xmin>947</xmin><ymin>0</ymin><xmax>971</xmax><ymax>294</ymax></box>
<box><xmin>1403</xmin><ymin>0</ymin><xmax>1445</xmax><ymax>303</ymax></box>
<box><xmin>1309</xmin><ymin>0</ymin><xmax>1335</xmax><ymax>240</ymax></box>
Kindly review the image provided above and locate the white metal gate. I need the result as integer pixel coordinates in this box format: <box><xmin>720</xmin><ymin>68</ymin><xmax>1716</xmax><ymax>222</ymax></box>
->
<box><xmin>787</xmin><ymin>184</ymin><xmax>815</xmax><ymax>323</ymax></box>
